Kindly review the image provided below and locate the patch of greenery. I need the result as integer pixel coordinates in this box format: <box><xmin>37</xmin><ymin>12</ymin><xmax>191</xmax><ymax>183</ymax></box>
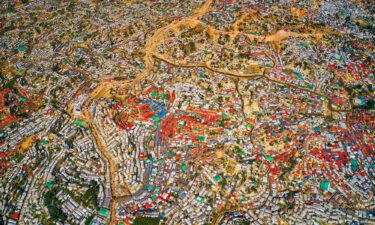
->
<box><xmin>10</xmin><ymin>150</ymin><xmax>24</xmax><ymax>163</ymax></box>
<box><xmin>3</xmin><ymin>75</ymin><xmax>22</xmax><ymax>90</ymax></box>
<box><xmin>219</xmin><ymin>177</ymin><xmax>227</xmax><ymax>189</ymax></box>
<box><xmin>78</xmin><ymin>181</ymin><xmax>100</xmax><ymax>208</ymax></box>
<box><xmin>85</xmin><ymin>215</ymin><xmax>94</xmax><ymax>225</ymax></box>
<box><xmin>133</xmin><ymin>216</ymin><xmax>160</xmax><ymax>225</ymax></box>
<box><xmin>355</xmin><ymin>99</ymin><xmax>375</xmax><ymax>110</ymax></box>
<box><xmin>65</xmin><ymin>138</ymin><xmax>74</xmax><ymax>149</ymax></box>
<box><xmin>237</xmin><ymin>219</ymin><xmax>251</xmax><ymax>225</ymax></box>
<box><xmin>219</xmin><ymin>117</ymin><xmax>229</xmax><ymax>128</ymax></box>
<box><xmin>77</xmin><ymin>58</ymin><xmax>85</xmax><ymax>66</ymax></box>
<box><xmin>44</xmin><ymin>187</ymin><xmax>66</xmax><ymax>222</ymax></box>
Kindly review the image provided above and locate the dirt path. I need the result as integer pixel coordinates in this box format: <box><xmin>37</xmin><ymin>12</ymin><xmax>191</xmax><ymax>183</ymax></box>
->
<box><xmin>153</xmin><ymin>53</ymin><xmax>353</xmax><ymax>113</ymax></box>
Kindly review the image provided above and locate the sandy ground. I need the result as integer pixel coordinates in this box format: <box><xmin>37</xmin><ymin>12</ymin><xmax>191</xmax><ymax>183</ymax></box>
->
<box><xmin>20</xmin><ymin>136</ymin><xmax>34</xmax><ymax>153</ymax></box>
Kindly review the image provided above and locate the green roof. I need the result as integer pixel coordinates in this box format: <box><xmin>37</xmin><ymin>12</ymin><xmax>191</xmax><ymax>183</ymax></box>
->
<box><xmin>152</xmin><ymin>115</ymin><xmax>159</xmax><ymax>121</ymax></box>
<box><xmin>19</xmin><ymin>97</ymin><xmax>27</xmax><ymax>102</ymax></box>
<box><xmin>150</xmin><ymin>92</ymin><xmax>158</xmax><ymax>97</ymax></box>
<box><xmin>99</xmin><ymin>208</ymin><xmax>109</xmax><ymax>218</ymax></box>
<box><xmin>197</xmin><ymin>136</ymin><xmax>205</xmax><ymax>142</ymax></box>
<box><xmin>319</xmin><ymin>181</ymin><xmax>330</xmax><ymax>191</ymax></box>
<box><xmin>266</xmin><ymin>156</ymin><xmax>274</xmax><ymax>162</ymax></box>
<box><xmin>180</xmin><ymin>163</ymin><xmax>186</xmax><ymax>171</ymax></box>
<box><xmin>45</xmin><ymin>182</ymin><xmax>54</xmax><ymax>189</ymax></box>
<box><xmin>313</xmin><ymin>126</ymin><xmax>321</xmax><ymax>131</ymax></box>
<box><xmin>350</xmin><ymin>158</ymin><xmax>359</xmax><ymax>172</ymax></box>
<box><xmin>18</xmin><ymin>45</ymin><xmax>27</xmax><ymax>52</ymax></box>
<box><xmin>73</xmin><ymin>120</ymin><xmax>88</xmax><ymax>128</ymax></box>
<box><xmin>293</xmin><ymin>71</ymin><xmax>304</xmax><ymax>80</ymax></box>
<box><xmin>199</xmin><ymin>72</ymin><xmax>205</xmax><ymax>78</ymax></box>
<box><xmin>195</xmin><ymin>196</ymin><xmax>204</xmax><ymax>203</ymax></box>
<box><xmin>178</xmin><ymin>121</ymin><xmax>185</xmax><ymax>128</ymax></box>
<box><xmin>338</xmin><ymin>10</ymin><xmax>346</xmax><ymax>15</ymax></box>
<box><xmin>213</xmin><ymin>175</ymin><xmax>222</xmax><ymax>182</ymax></box>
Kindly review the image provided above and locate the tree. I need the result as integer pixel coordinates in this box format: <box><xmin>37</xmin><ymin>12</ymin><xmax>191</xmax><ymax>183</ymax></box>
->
<box><xmin>133</xmin><ymin>216</ymin><xmax>160</xmax><ymax>225</ymax></box>
<box><xmin>44</xmin><ymin>187</ymin><xmax>66</xmax><ymax>222</ymax></box>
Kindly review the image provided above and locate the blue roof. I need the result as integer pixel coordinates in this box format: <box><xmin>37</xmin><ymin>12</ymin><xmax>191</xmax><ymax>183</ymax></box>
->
<box><xmin>157</xmin><ymin>109</ymin><xmax>168</xmax><ymax>118</ymax></box>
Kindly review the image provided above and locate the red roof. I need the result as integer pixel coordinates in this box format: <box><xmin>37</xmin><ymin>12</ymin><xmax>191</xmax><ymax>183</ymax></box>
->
<box><xmin>11</xmin><ymin>212</ymin><xmax>19</xmax><ymax>220</ymax></box>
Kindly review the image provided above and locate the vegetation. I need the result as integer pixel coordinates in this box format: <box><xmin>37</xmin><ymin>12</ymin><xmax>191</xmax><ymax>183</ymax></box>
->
<box><xmin>85</xmin><ymin>215</ymin><xmax>94</xmax><ymax>225</ymax></box>
<box><xmin>355</xmin><ymin>99</ymin><xmax>374</xmax><ymax>110</ymax></box>
<box><xmin>78</xmin><ymin>181</ymin><xmax>100</xmax><ymax>208</ymax></box>
<box><xmin>237</xmin><ymin>219</ymin><xmax>251</xmax><ymax>225</ymax></box>
<box><xmin>219</xmin><ymin>177</ymin><xmax>227</xmax><ymax>189</ymax></box>
<box><xmin>44</xmin><ymin>187</ymin><xmax>66</xmax><ymax>222</ymax></box>
<box><xmin>65</xmin><ymin>138</ymin><xmax>75</xmax><ymax>149</ymax></box>
<box><xmin>133</xmin><ymin>216</ymin><xmax>160</xmax><ymax>225</ymax></box>
<box><xmin>3</xmin><ymin>75</ymin><xmax>22</xmax><ymax>90</ymax></box>
<box><xmin>65</xmin><ymin>180</ymin><xmax>99</xmax><ymax>209</ymax></box>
